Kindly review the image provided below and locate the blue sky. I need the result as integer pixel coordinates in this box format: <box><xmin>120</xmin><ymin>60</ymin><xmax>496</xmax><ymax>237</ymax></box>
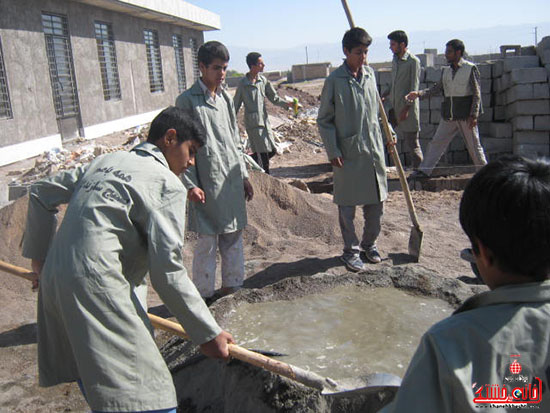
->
<box><xmin>192</xmin><ymin>0</ymin><xmax>550</xmax><ymax>71</ymax></box>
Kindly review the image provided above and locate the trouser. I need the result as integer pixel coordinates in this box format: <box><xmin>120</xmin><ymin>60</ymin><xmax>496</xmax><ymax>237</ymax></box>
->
<box><xmin>251</xmin><ymin>149</ymin><xmax>276</xmax><ymax>174</ymax></box>
<box><xmin>338</xmin><ymin>203</ymin><xmax>384</xmax><ymax>257</ymax></box>
<box><xmin>192</xmin><ymin>230</ymin><xmax>244</xmax><ymax>298</ymax></box>
<box><xmin>418</xmin><ymin>119</ymin><xmax>487</xmax><ymax>176</ymax></box>
<box><xmin>398</xmin><ymin>130</ymin><xmax>423</xmax><ymax>169</ymax></box>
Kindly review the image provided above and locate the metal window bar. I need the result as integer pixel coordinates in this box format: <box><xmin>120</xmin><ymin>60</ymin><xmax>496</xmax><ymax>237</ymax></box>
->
<box><xmin>144</xmin><ymin>29</ymin><xmax>164</xmax><ymax>93</ymax></box>
<box><xmin>0</xmin><ymin>37</ymin><xmax>13</xmax><ymax>119</ymax></box>
<box><xmin>42</xmin><ymin>13</ymin><xmax>80</xmax><ymax>119</ymax></box>
<box><xmin>189</xmin><ymin>38</ymin><xmax>200</xmax><ymax>82</ymax></box>
<box><xmin>95</xmin><ymin>21</ymin><xmax>121</xmax><ymax>101</ymax></box>
<box><xmin>172</xmin><ymin>34</ymin><xmax>187</xmax><ymax>93</ymax></box>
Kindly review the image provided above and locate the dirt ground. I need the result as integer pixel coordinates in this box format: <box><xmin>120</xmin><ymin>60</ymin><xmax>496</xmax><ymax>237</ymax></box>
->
<box><xmin>0</xmin><ymin>79</ymin><xmax>477</xmax><ymax>412</ymax></box>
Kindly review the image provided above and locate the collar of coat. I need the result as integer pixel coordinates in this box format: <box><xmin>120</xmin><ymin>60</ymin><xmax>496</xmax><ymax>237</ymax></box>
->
<box><xmin>454</xmin><ymin>279</ymin><xmax>550</xmax><ymax>315</ymax></box>
<box><xmin>131</xmin><ymin>141</ymin><xmax>170</xmax><ymax>170</ymax></box>
<box><xmin>394</xmin><ymin>51</ymin><xmax>411</xmax><ymax>62</ymax></box>
<box><xmin>242</xmin><ymin>74</ymin><xmax>266</xmax><ymax>86</ymax></box>
<box><xmin>189</xmin><ymin>80</ymin><xmax>232</xmax><ymax>109</ymax></box>
<box><xmin>335</xmin><ymin>62</ymin><xmax>371</xmax><ymax>80</ymax></box>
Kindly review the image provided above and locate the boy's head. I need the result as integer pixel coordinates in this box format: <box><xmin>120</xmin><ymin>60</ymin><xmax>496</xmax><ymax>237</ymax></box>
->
<box><xmin>388</xmin><ymin>30</ymin><xmax>408</xmax><ymax>56</ymax></box>
<box><xmin>246</xmin><ymin>52</ymin><xmax>262</xmax><ymax>69</ymax></box>
<box><xmin>147</xmin><ymin>106</ymin><xmax>206</xmax><ymax>175</ymax></box>
<box><xmin>342</xmin><ymin>27</ymin><xmax>372</xmax><ymax>72</ymax></box>
<box><xmin>198</xmin><ymin>41</ymin><xmax>229</xmax><ymax>90</ymax></box>
<box><xmin>459</xmin><ymin>156</ymin><xmax>550</xmax><ymax>284</ymax></box>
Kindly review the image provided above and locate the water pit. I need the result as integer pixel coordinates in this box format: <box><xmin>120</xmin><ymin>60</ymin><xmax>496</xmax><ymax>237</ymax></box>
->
<box><xmin>162</xmin><ymin>266</ymin><xmax>479</xmax><ymax>413</ymax></box>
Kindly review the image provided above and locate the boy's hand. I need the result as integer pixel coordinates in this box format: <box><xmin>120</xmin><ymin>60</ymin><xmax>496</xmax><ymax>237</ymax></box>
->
<box><xmin>188</xmin><ymin>187</ymin><xmax>205</xmax><ymax>203</ymax></box>
<box><xmin>331</xmin><ymin>157</ymin><xmax>344</xmax><ymax>168</ymax></box>
<box><xmin>244</xmin><ymin>178</ymin><xmax>254</xmax><ymax>201</ymax></box>
<box><xmin>31</xmin><ymin>259</ymin><xmax>44</xmax><ymax>291</ymax></box>
<box><xmin>405</xmin><ymin>91</ymin><xmax>420</xmax><ymax>102</ymax></box>
<box><xmin>199</xmin><ymin>330</ymin><xmax>235</xmax><ymax>361</ymax></box>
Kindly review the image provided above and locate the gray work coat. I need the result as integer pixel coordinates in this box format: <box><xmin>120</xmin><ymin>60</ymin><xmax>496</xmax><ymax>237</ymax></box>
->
<box><xmin>317</xmin><ymin>64</ymin><xmax>388</xmax><ymax>206</ymax></box>
<box><xmin>22</xmin><ymin>143</ymin><xmax>221</xmax><ymax>412</ymax></box>
<box><xmin>176</xmin><ymin>81</ymin><xmax>249</xmax><ymax>235</ymax></box>
<box><xmin>380</xmin><ymin>280</ymin><xmax>550</xmax><ymax>412</ymax></box>
<box><xmin>389</xmin><ymin>51</ymin><xmax>421</xmax><ymax>133</ymax></box>
<box><xmin>234</xmin><ymin>74</ymin><xmax>288</xmax><ymax>153</ymax></box>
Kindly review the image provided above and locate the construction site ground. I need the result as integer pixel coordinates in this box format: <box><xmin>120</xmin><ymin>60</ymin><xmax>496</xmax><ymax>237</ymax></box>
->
<box><xmin>0</xmin><ymin>79</ymin><xmax>480</xmax><ymax>412</ymax></box>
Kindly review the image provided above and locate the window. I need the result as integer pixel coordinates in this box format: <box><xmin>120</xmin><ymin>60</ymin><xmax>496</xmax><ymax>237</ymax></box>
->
<box><xmin>0</xmin><ymin>37</ymin><xmax>12</xmax><ymax>119</ymax></box>
<box><xmin>42</xmin><ymin>13</ymin><xmax>80</xmax><ymax>118</ymax></box>
<box><xmin>172</xmin><ymin>34</ymin><xmax>187</xmax><ymax>93</ymax></box>
<box><xmin>189</xmin><ymin>37</ymin><xmax>200</xmax><ymax>82</ymax></box>
<box><xmin>144</xmin><ymin>29</ymin><xmax>164</xmax><ymax>93</ymax></box>
<box><xmin>95</xmin><ymin>21</ymin><xmax>121</xmax><ymax>101</ymax></box>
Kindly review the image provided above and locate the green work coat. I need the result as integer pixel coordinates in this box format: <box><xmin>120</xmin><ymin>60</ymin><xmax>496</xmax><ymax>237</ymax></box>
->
<box><xmin>234</xmin><ymin>74</ymin><xmax>288</xmax><ymax>154</ymax></box>
<box><xmin>22</xmin><ymin>142</ymin><xmax>221</xmax><ymax>412</ymax></box>
<box><xmin>380</xmin><ymin>281</ymin><xmax>550</xmax><ymax>412</ymax></box>
<box><xmin>389</xmin><ymin>51</ymin><xmax>421</xmax><ymax>133</ymax></box>
<box><xmin>317</xmin><ymin>64</ymin><xmax>388</xmax><ymax>206</ymax></box>
<box><xmin>176</xmin><ymin>81</ymin><xmax>249</xmax><ymax>235</ymax></box>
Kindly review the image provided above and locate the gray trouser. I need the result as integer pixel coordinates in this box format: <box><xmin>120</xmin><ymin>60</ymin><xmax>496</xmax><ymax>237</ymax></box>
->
<box><xmin>419</xmin><ymin>119</ymin><xmax>487</xmax><ymax>176</ymax></box>
<box><xmin>192</xmin><ymin>230</ymin><xmax>244</xmax><ymax>298</ymax></box>
<box><xmin>398</xmin><ymin>130</ymin><xmax>423</xmax><ymax>169</ymax></box>
<box><xmin>338</xmin><ymin>203</ymin><xmax>384</xmax><ymax>257</ymax></box>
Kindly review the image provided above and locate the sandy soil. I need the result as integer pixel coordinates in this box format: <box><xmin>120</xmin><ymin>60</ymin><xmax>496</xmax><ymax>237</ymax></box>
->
<box><xmin>0</xmin><ymin>80</ymin><xmax>478</xmax><ymax>412</ymax></box>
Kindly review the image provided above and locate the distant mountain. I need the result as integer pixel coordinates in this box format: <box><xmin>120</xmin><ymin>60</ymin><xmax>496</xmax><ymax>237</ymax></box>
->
<box><xmin>225</xmin><ymin>22</ymin><xmax>550</xmax><ymax>73</ymax></box>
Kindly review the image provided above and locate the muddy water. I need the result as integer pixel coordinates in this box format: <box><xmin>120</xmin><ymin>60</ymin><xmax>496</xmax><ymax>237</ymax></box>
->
<box><xmin>223</xmin><ymin>286</ymin><xmax>453</xmax><ymax>380</ymax></box>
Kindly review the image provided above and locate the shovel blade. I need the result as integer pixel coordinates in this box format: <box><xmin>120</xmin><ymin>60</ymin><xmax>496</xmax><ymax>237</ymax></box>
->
<box><xmin>408</xmin><ymin>225</ymin><xmax>423</xmax><ymax>262</ymax></box>
<box><xmin>322</xmin><ymin>372</ymin><xmax>402</xmax><ymax>397</ymax></box>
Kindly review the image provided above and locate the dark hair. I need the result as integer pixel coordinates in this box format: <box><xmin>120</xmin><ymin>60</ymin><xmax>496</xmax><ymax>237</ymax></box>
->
<box><xmin>387</xmin><ymin>30</ymin><xmax>408</xmax><ymax>47</ymax></box>
<box><xmin>342</xmin><ymin>27</ymin><xmax>372</xmax><ymax>52</ymax></box>
<box><xmin>197</xmin><ymin>41</ymin><xmax>229</xmax><ymax>66</ymax></box>
<box><xmin>246</xmin><ymin>52</ymin><xmax>262</xmax><ymax>68</ymax></box>
<box><xmin>147</xmin><ymin>106</ymin><xmax>205</xmax><ymax>146</ymax></box>
<box><xmin>446</xmin><ymin>39</ymin><xmax>465</xmax><ymax>55</ymax></box>
<box><xmin>459</xmin><ymin>156</ymin><xmax>550</xmax><ymax>280</ymax></box>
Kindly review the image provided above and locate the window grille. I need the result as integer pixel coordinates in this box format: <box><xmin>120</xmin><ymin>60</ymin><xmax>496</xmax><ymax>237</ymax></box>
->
<box><xmin>172</xmin><ymin>34</ymin><xmax>187</xmax><ymax>93</ymax></box>
<box><xmin>0</xmin><ymin>37</ymin><xmax>12</xmax><ymax>119</ymax></box>
<box><xmin>144</xmin><ymin>29</ymin><xmax>164</xmax><ymax>93</ymax></box>
<box><xmin>95</xmin><ymin>21</ymin><xmax>121</xmax><ymax>100</ymax></box>
<box><xmin>189</xmin><ymin>38</ymin><xmax>200</xmax><ymax>82</ymax></box>
<box><xmin>42</xmin><ymin>13</ymin><xmax>80</xmax><ymax>118</ymax></box>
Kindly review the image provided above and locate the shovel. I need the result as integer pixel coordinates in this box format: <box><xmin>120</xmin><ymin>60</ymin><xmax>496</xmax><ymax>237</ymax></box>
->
<box><xmin>340</xmin><ymin>0</ymin><xmax>423</xmax><ymax>261</ymax></box>
<box><xmin>0</xmin><ymin>259</ymin><xmax>401</xmax><ymax>396</ymax></box>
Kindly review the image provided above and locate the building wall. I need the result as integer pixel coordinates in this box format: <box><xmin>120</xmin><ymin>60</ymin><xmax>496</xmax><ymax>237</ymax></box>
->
<box><xmin>0</xmin><ymin>0</ymin><xmax>205</xmax><ymax>163</ymax></box>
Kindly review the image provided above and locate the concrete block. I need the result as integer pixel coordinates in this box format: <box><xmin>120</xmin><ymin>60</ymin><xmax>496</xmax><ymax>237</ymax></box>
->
<box><xmin>481</xmin><ymin>137</ymin><xmax>513</xmax><ymax>153</ymax></box>
<box><xmin>449</xmin><ymin>150</ymin><xmax>470</xmax><ymax>164</ymax></box>
<box><xmin>481</xmin><ymin>93</ymin><xmax>492</xmax><ymax>108</ymax></box>
<box><xmin>493</xmin><ymin>78</ymin><xmax>504</xmax><ymax>92</ymax></box>
<box><xmin>503</xmin><ymin>56</ymin><xmax>540</xmax><ymax>72</ymax></box>
<box><xmin>419</xmin><ymin>124</ymin><xmax>436</xmax><ymax>140</ymax></box>
<box><xmin>425</xmin><ymin>66</ymin><xmax>441</xmax><ymax>83</ymax></box>
<box><xmin>521</xmin><ymin>46</ymin><xmax>537</xmax><ymax>56</ymax></box>
<box><xmin>449</xmin><ymin>136</ymin><xmax>466</xmax><ymax>151</ymax></box>
<box><xmin>495</xmin><ymin>91</ymin><xmax>507</xmax><ymax>106</ymax></box>
<box><xmin>479</xmin><ymin>107</ymin><xmax>493</xmax><ymax>122</ymax></box>
<box><xmin>513</xmin><ymin>144</ymin><xmax>550</xmax><ymax>158</ymax></box>
<box><xmin>541</xmin><ymin>49</ymin><xmax>550</xmax><ymax>65</ymax></box>
<box><xmin>420</xmin><ymin>109</ymin><xmax>430</xmax><ymax>124</ymax></box>
<box><xmin>511</xmin><ymin>116</ymin><xmax>534</xmax><ymax>131</ymax></box>
<box><xmin>419</xmin><ymin>67</ymin><xmax>426</xmax><ymax>82</ymax></box>
<box><xmin>429</xmin><ymin>96</ymin><xmax>443</xmax><ymax>110</ymax></box>
<box><xmin>494</xmin><ymin>106</ymin><xmax>506</xmax><ymax>121</ymax></box>
<box><xmin>419</xmin><ymin>82</ymin><xmax>427</xmax><ymax>90</ymax></box>
<box><xmin>546</xmin><ymin>64</ymin><xmax>550</xmax><ymax>78</ymax></box>
<box><xmin>378</xmin><ymin>69</ymin><xmax>392</xmax><ymax>86</ymax></box>
<box><xmin>537</xmin><ymin>36</ymin><xmax>550</xmax><ymax>52</ymax></box>
<box><xmin>480</xmin><ymin>78</ymin><xmax>492</xmax><ymax>93</ymax></box>
<box><xmin>501</xmin><ymin>72</ymin><xmax>512</xmax><ymax>90</ymax></box>
<box><xmin>489</xmin><ymin>122</ymin><xmax>513</xmax><ymax>138</ymax></box>
<box><xmin>534</xmin><ymin>115</ymin><xmax>550</xmax><ymax>131</ymax></box>
<box><xmin>533</xmin><ymin>83</ymin><xmax>550</xmax><ymax>99</ymax></box>
<box><xmin>419</xmin><ymin>137</ymin><xmax>431</xmax><ymax>151</ymax></box>
<box><xmin>507</xmin><ymin>100</ymin><xmax>550</xmax><ymax>117</ymax></box>
<box><xmin>430</xmin><ymin>109</ymin><xmax>441</xmax><ymax>124</ymax></box>
<box><xmin>478</xmin><ymin>63</ymin><xmax>492</xmax><ymax>79</ymax></box>
<box><xmin>509</xmin><ymin>67</ymin><xmax>548</xmax><ymax>85</ymax></box>
<box><xmin>492</xmin><ymin>60</ymin><xmax>504</xmax><ymax>77</ymax></box>
<box><xmin>478</xmin><ymin>121</ymin><xmax>491</xmax><ymax>135</ymax></box>
<box><xmin>419</xmin><ymin>98</ymin><xmax>429</xmax><ymax>110</ymax></box>
<box><xmin>505</xmin><ymin>84</ymin><xmax>533</xmax><ymax>104</ymax></box>
<box><xmin>513</xmin><ymin>131</ymin><xmax>550</xmax><ymax>145</ymax></box>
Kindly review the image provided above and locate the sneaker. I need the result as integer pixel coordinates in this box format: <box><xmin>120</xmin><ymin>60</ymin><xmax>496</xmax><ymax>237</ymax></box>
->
<box><xmin>363</xmin><ymin>246</ymin><xmax>382</xmax><ymax>264</ymax></box>
<box><xmin>408</xmin><ymin>170</ymin><xmax>429</xmax><ymax>180</ymax></box>
<box><xmin>340</xmin><ymin>254</ymin><xmax>365</xmax><ymax>272</ymax></box>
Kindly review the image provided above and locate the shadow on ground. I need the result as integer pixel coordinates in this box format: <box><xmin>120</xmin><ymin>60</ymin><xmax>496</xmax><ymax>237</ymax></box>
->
<box><xmin>0</xmin><ymin>323</ymin><xmax>37</xmax><ymax>347</ymax></box>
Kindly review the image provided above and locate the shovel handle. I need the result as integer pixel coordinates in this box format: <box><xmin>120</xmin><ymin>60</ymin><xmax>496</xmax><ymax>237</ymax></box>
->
<box><xmin>0</xmin><ymin>260</ymin><xmax>38</xmax><ymax>282</ymax></box>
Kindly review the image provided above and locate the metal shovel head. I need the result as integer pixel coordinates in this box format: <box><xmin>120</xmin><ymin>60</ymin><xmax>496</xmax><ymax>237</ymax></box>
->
<box><xmin>408</xmin><ymin>224</ymin><xmax>423</xmax><ymax>263</ymax></box>
<box><xmin>321</xmin><ymin>372</ymin><xmax>402</xmax><ymax>397</ymax></box>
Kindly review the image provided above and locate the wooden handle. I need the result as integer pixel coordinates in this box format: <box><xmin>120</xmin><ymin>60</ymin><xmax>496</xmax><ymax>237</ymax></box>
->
<box><xmin>0</xmin><ymin>260</ymin><xmax>38</xmax><ymax>282</ymax></box>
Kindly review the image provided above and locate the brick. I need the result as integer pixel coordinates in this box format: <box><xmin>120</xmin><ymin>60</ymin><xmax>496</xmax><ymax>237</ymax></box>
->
<box><xmin>505</xmin><ymin>84</ymin><xmax>534</xmax><ymax>104</ymax></box>
<box><xmin>513</xmin><ymin>131</ymin><xmax>550</xmax><ymax>145</ymax></box>
<box><xmin>503</xmin><ymin>56</ymin><xmax>540</xmax><ymax>72</ymax></box>
<box><xmin>513</xmin><ymin>143</ymin><xmax>550</xmax><ymax>158</ymax></box>
<box><xmin>511</xmin><ymin>116</ymin><xmax>534</xmax><ymax>131</ymax></box>
<box><xmin>429</xmin><ymin>96</ymin><xmax>443</xmax><ymax>110</ymax></box>
<box><xmin>425</xmin><ymin>66</ymin><xmax>441</xmax><ymax>83</ymax></box>
<box><xmin>492</xmin><ymin>60</ymin><xmax>504</xmax><ymax>77</ymax></box>
<box><xmin>430</xmin><ymin>109</ymin><xmax>441</xmax><ymax>124</ymax></box>
<box><xmin>481</xmin><ymin>137</ymin><xmax>513</xmax><ymax>152</ymax></box>
<box><xmin>494</xmin><ymin>106</ymin><xmax>506</xmax><ymax>121</ymax></box>
<box><xmin>480</xmin><ymin>78</ymin><xmax>492</xmax><ymax>93</ymax></box>
<box><xmin>533</xmin><ymin>83</ymin><xmax>550</xmax><ymax>99</ymax></box>
<box><xmin>534</xmin><ymin>115</ymin><xmax>550</xmax><ymax>130</ymax></box>
<box><xmin>489</xmin><ymin>122</ymin><xmax>512</xmax><ymax>138</ymax></box>
<box><xmin>479</xmin><ymin>108</ymin><xmax>493</xmax><ymax>122</ymax></box>
<box><xmin>509</xmin><ymin>67</ymin><xmax>548</xmax><ymax>85</ymax></box>
<box><xmin>478</xmin><ymin>63</ymin><xmax>492</xmax><ymax>79</ymax></box>
<box><xmin>507</xmin><ymin>100</ymin><xmax>550</xmax><ymax>117</ymax></box>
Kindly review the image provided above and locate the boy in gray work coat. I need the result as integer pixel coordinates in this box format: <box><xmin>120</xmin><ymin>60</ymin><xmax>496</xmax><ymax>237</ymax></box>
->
<box><xmin>22</xmin><ymin>107</ymin><xmax>233</xmax><ymax>412</ymax></box>
<box><xmin>381</xmin><ymin>156</ymin><xmax>550</xmax><ymax>412</ymax></box>
<box><xmin>317</xmin><ymin>27</ymin><xmax>388</xmax><ymax>272</ymax></box>
<box><xmin>234</xmin><ymin>52</ymin><xmax>292</xmax><ymax>174</ymax></box>
<box><xmin>176</xmin><ymin>41</ymin><xmax>253</xmax><ymax>299</ymax></box>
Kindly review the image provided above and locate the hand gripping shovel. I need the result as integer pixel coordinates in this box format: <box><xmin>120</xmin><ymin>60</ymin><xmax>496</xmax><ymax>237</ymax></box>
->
<box><xmin>0</xmin><ymin>259</ymin><xmax>401</xmax><ymax>396</ymax></box>
<box><xmin>340</xmin><ymin>0</ymin><xmax>423</xmax><ymax>261</ymax></box>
